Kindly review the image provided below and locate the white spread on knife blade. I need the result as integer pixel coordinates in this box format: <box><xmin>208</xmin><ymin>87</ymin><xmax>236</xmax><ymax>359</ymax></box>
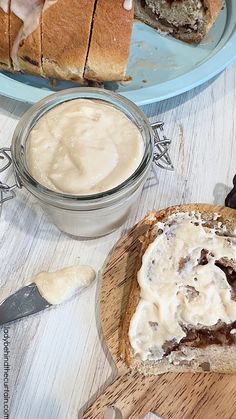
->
<box><xmin>129</xmin><ymin>212</ymin><xmax>236</xmax><ymax>361</ymax></box>
<box><xmin>27</xmin><ymin>265</ymin><xmax>96</xmax><ymax>305</ymax></box>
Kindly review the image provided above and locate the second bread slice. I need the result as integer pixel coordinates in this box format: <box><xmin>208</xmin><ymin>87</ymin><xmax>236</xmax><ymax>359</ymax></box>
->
<box><xmin>42</xmin><ymin>0</ymin><xmax>96</xmax><ymax>83</ymax></box>
<box><xmin>84</xmin><ymin>0</ymin><xmax>134</xmax><ymax>82</ymax></box>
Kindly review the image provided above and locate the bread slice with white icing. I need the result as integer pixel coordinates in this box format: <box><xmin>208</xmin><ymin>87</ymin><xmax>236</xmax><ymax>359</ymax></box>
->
<box><xmin>0</xmin><ymin>0</ymin><xmax>223</xmax><ymax>82</ymax></box>
<box><xmin>9</xmin><ymin>0</ymin><xmax>23</xmax><ymax>69</ymax></box>
<box><xmin>42</xmin><ymin>0</ymin><xmax>96</xmax><ymax>83</ymax></box>
<box><xmin>84</xmin><ymin>0</ymin><xmax>134</xmax><ymax>82</ymax></box>
<box><xmin>135</xmin><ymin>0</ymin><xmax>222</xmax><ymax>43</ymax></box>
<box><xmin>0</xmin><ymin>0</ymin><xmax>11</xmax><ymax>69</ymax></box>
<box><xmin>121</xmin><ymin>204</ymin><xmax>236</xmax><ymax>374</ymax></box>
<box><xmin>10</xmin><ymin>0</ymin><xmax>44</xmax><ymax>76</ymax></box>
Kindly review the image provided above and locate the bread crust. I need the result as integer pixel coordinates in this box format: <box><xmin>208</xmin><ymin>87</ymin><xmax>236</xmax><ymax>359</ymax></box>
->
<box><xmin>121</xmin><ymin>204</ymin><xmax>236</xmax><ymax>375</ymax></box>
<box><xmin>0</xmin><ymin>2</ymin><xmax>10</xmax><ymax>69</ymax></box>
<box><xmin>42</xmin><ymin>0</ymin><xmax>96</xmax><ymax>83</ymax></box>
<box><xmin>135</xmin><ymin>0</ymin><xmax>222</xmax><ymax>43</ymax></box>
<box><xmin>202</xmin><ymin>0</ymin><xmax>222</xmax><ymax>39</ymax></box>
<box><xmin>84</xmin><ymin>0</ymin><xmax>134</xmax><ymax>82</ymax></box>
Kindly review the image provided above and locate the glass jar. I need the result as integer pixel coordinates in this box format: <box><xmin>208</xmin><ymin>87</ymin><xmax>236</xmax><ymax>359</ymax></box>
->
<box><xmin>0</xmin><ymin>88</ymin><xmax>172</xmax><ymax>238</ymax></box>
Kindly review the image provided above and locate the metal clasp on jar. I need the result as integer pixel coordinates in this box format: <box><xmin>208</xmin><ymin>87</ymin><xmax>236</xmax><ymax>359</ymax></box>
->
<box><xmin>151</xmin><ymin>121</ymin><xmax>173</xmax><ymax>170</ymax></box>
<box><xmin>0</xmin><ymin>148</ymin><xmax>21</xmax><ymax>205</ymax></box>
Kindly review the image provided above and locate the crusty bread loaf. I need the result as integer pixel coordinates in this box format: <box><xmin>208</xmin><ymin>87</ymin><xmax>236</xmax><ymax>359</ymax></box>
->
<box><xmin>0</xmin><ymin>0</ymin><xmax>223</xmax><ymax>82</ymax></box>
<box><xmin>121</xmin><ymin>204</ymin><xmax>236</xmax><ymax>375</ymax></box>
<box><xmin>84</xmin><ymin>0</ymin><xmax>134</xmax><ymax>82</ymax></box>
<box><xmin>42</xmin><ymin>0</ymin><xmax>96</xmax><ymax>83</ymax></box>
<box><xmin>0</xmin><ymin>1</ymin><xmax>10</xmax><ymax>69</ymax></box>
<box><xmin>135</xmin><ymin>0</ymin><xmax>222</xmax><ymax>43</ymax></box>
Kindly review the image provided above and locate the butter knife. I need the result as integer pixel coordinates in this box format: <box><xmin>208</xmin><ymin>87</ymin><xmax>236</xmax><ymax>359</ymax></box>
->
<box><xmin>0</xmin><ymin>283</ymin><xmax>51</xmax><ymax>325</ymax></box>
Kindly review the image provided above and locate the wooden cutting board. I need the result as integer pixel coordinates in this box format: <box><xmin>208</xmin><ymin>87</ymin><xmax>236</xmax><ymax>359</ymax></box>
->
<box><xmin>83</xmin><ymin>205</ymin><xmax>236</xmax><ymax>419</ymax></box>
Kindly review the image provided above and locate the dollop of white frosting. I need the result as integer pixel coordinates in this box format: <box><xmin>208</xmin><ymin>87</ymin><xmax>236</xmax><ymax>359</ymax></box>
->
<box><xmin>123</xmin><ymin>0</ymin><xmax>133</xmax><ymax>11</ymax></box>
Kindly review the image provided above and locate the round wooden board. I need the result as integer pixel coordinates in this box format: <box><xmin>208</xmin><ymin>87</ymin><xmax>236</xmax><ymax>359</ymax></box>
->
<box><xmin>84</xmin><ymin>204</ymin><xmax>236</xmax><ymax>419</ymax></box>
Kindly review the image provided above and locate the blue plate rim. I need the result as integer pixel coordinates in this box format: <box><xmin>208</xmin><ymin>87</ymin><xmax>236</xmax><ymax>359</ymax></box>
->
<box><xmin>0</xmin><ymin>9</ymin><xmax>235</xmax><ymax>106</ymax></box>
<box><xmin>125</xmin><ymin>26</ymin><xmax>236</xmax><ymax>105</ymax></box>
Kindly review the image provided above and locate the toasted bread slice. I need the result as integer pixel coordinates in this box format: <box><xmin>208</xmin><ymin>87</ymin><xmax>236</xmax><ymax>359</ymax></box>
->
<box><xmin>121</xmin><ymin>204</ymin><xmax>236</xmax><ymax>375</ymax></box>
<box><xmin>42</xmin><ymin>0</ymin><xmax>96</xmax><ymax>83</ymax></box>
<box><xmin>0</xmin><ymin>0</ymin><xmax>10</xmax><ymax>69</ymax></box>
<box><xmin>135</xmin><ymin>0</ymin><xmax>222</xmax><ymax>43</ymax></box>
<box><xmin>84</xmin><ymin>0</ymin><xmax>134</xmax><ymax>82</ymax></box>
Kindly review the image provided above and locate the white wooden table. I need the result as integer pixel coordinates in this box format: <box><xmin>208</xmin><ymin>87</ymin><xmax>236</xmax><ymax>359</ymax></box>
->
<box><xmin>0</xmin><ymin>61</ymin><xmax>236</xmax><ymax>419</ymax></box>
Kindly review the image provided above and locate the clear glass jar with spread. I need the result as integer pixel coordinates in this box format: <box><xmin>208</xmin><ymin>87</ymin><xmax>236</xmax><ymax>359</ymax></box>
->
<box><xmin>0</xmin><ymin>88</ymin><xmax>172</xmax><ymax>238</ymax></box>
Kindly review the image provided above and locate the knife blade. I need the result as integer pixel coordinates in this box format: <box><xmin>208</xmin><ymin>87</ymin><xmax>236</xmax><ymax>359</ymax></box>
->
<box><xmin>0</xmin><ymin>283</ymin><xmax>51</xmax><ymax>325</ymax></box>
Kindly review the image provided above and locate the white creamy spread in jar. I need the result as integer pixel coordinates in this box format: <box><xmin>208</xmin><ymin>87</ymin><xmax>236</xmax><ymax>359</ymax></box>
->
<box><xmin>129</xmin><ymin>212</ymin><xmax>236</xmax><ymax>361</ymax></box>
<box><xmin>27</xmin><ymin>99</ymin><xmax>144</xmax><ymax>195</ymax></box>
<box><xmin>26</xmin><ymin>265</ymin><xmax>96</xmax><ymax>305</ymax></box>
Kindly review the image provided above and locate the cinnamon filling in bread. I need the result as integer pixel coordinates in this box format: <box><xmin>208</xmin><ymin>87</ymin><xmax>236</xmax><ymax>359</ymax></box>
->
<box><xmin>163</xmin><ymin>321</ymin><xmax>236</xmax><ymax>357</ymax></box>
<box><xmin>22</xmin><ymin>56</ymin><xmax>39</xmax><ymax>67</ymax></box>
<box><xmin>142</xmin><ymin>0</ymin><xmax>205</xmax><ymax>34</ymax></box>
<box><xmin>163</xmin><ymin>261</ymin><xmax>236</xmax><ymax>356</ymax></box>
<box><xmin>129</xmin><ymin>212</ymin><xmax>236</xmax><ymax>362</ymax></box>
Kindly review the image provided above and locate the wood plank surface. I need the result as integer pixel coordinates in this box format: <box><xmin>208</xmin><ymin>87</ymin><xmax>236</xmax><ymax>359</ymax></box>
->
<box><xmin>0</xmin><ymin>60</ymin><xmax>235</xmax><ymax>418</ymax></box>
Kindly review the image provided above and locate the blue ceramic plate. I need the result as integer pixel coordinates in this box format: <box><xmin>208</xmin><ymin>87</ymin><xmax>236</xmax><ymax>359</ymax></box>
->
<box><xmin>0</xmin><ymin>0</ymin><xmax>235</xmax><ymax>106</ymax></box>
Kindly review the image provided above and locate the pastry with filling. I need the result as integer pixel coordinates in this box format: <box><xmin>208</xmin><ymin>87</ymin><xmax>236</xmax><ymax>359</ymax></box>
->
<box><xmin>135</xmin><ymin>0</ymin><xmax>222</xmax><ymax>43</ymax></box>
<box><xmin>121</xmin><ymin>204</ymin><xmax>236</xmax><ymax>374</ymax></box>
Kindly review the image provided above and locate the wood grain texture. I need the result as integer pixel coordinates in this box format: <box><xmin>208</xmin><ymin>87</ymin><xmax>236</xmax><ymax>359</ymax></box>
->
<box><xmin>0</xmin><ymin>60</ymin><xmax>235</xmax><ymax>419</ymax></box>
<box><xmin>84</xmin><ymin>205</ymin><xmax>236</xmax><ymax>418</ymax></box>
